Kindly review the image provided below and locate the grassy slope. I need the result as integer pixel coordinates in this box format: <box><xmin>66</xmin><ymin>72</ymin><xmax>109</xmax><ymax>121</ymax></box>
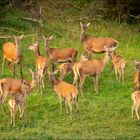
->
<box><xmin>0</xmin><ymin>1</ymin><xmax>140</xmax><ymax>139</ymax></box>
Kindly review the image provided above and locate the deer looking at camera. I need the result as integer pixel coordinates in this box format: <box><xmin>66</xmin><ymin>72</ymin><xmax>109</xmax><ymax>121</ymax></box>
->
<box><xmin>80</xmin><ymin>22</ymin><xmax>119</xmax><ymax>58</ymax></box>
<box><xmin>2</xmin><ymin>35</ymin><xmax>24</xmax><ymax>78</ymax></box>
<box><xmin>48</xmin><ymin>71</ymin><xmax>79</xmax><ymax>117</ymax></box>
<box><xmin>0</xmin><ymin>69</ymin><xmax>37</xmax><ymax>126</ymax></box>
<box><xmin>73</xmin><ymin>51</ymin><xmax>111</xmax><ymax>95</ymax></box>
<box><xmin>105</xmin><ymin>47</ymin><xmax>126</xmax><ymax>82</ymax></box>
<box><xmin>134</xmin><ymin>61</ymin><xmax>140</xmax><ymax>90</ymax></box>
<box><xmin>131</xmin><ymin>91</ymin><xmax>140</xmax><ymax>120</ymax></box>
<box><xmin>43</xmin><ymin>36</ymin><xmax>78</xmax><ymax>71</ymax></box>
<box><xmin>28</xmin><ymin>41</ymin><xmax>49</xmax><ymax>94</ymax></box>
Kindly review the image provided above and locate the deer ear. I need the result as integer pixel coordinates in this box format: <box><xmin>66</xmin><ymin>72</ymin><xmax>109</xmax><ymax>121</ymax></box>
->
<box><xmin>86</xmin><ymin>22</ymin><xmax>90</xmax><ymax>27</ymax></box>
<box><xmin>134</xmin><ymin>60</ymin><xmax>139</xmax><ymax>64</ymax></box>
<box><xmin>80</xmin><ymin>22</ymin><xmax>83</xmax><ymax>27</ymax></box>
<box><xmin>20</xmin><ymin>34</ymin><xmax>24</xmax><ymax>39</ymax></box>
<box><xmin>49</xmin><ymin>36</ymin><xmax>53</xmax><ymax>40</ymax></box>
<box><xmin>29</xmin><ymin>68</ymin><xmax>33</xmax><ymax>74</ymax></box>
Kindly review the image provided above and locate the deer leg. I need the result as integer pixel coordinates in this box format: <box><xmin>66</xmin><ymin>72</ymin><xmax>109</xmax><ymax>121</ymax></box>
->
<box><xmin>95</xmin><ymin>75</ymin><xmax>99</xmax><ymax>94</ymax></box>
<box><xmin>67</xmin><ymin>98</ymin><xmax>72</xmax><ymax>117</ymax></box>
<box><xmin>10</xmin><ymin>62</ymin><xmax>15</xmax><ymax>78</ymax></box>
<box><xmin>131</xmin><ymin>104</ymin><xmax>135</xmax><ymax>118</ymax></box>
<box><xmin>52</xmin><ymin>63</ymin><xmax>56</xmax><ymax>72</ymax></box>
<box><xmin>19</xmin><ymin>62</ymin><xmax>23</xmax><ymax>79</ymax></box>
<box><xmin>73</xmin><ymin>70</ymin><xmax>78</xmax><ymax>87</ymax></box>
<box><xmin>64</xmin><ymin>98</ymin><xmax>68</xmax><ymax>114</ymax></box>
<box><xmin>79</xmin><ymin>75</ymin><xmax>86</xmax><ymax>97</ymax></box>
<box><xmin>122</xmin><ymin>68</ymin><xmax>124</xmax><ymax>83</ymax></box>
<box><xmin>75</xmin><ymin>96</ymin><xmax>79</xmax><ymax>114</ymax></box>
<box><xmin>59</xmin><ymin>97</ymin><xmax>62</xmax><ymax>115</ymax></box>
<box><xmin>118</xmin><ymin>69</ymin><xmax>122</xmax><ymax>82</ymax></box>
<box><xmin>134</xmin><ymin>104</ymin><xmax>140</xmax><ymax>120</ymax></box>
<box><xmin>2</xmin><ymin>56</ymin><xmax>6</xmax><ymax>77</ymax></box>
<box><xmin>114</xmin><ymin>67</ymin><xmax>118</xmax><ymax>81</ymax></box>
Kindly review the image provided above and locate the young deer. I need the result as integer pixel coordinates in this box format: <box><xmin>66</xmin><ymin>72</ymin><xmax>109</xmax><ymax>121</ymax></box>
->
<box><xmin>73</xmin><ymin>52</ymin><xmax>109</xmax><ymax>94</ymax></box>
<box><xmin>48</xmin><ymin>71</ymin><xmax>79</xmax><ymax>117</ymax></box>
<box><xmin>28</xmin><ymin>41</ymin><xmax>49</xmax><ymax>93</ymax></box>
<box><xmin>105</xmin><ymin>47</ymin><xmax>126</xmax><ymax>82</ymax></box>
<box><xmin>131</xmin><ymin>91</ymin><xmax>140</xmax><ymax>120</ymax></box>
<box><xmin>43</xmin><ymin>36</ymin><xmax>78</xmax><ymax>71</ymax></box>
<box><xmin>0</xmin><ymin>69</ymin><xmax>37</xmax><ymax>126</ymax></box>
<box><xmin>2</xmin><ymin>35</ymin><xmax>24</xmax><ymax>78</ymax></box>
<box><xmin>80</xmin><ymin>22</ymin><xmax>118</xmax><ymax>58</ymax></box>
<box><xmin>134</xmin><ymin>61</ymin><xmax>140</xmax><ymax>90</ymax></box>
<box><xmin>55</xmin><ymin>63</ymin><xmax>74</xmax><ymax>80</ymax></box>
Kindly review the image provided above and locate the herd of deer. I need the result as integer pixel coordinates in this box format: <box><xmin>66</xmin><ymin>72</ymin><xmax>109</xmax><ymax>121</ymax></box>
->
<box><xmin>0</xmin><ymin>22</ymin><xmax>139</xmax><ymax>126</ymax></box>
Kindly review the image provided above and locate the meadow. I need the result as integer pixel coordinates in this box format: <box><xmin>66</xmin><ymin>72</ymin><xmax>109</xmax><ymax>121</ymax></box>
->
<box><xmin>0</xmin><ymin>2</ymin><xmax>140</xmax><ymax>139</ymax></box>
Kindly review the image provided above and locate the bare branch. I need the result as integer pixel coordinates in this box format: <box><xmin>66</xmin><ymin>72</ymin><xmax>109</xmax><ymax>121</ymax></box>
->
<box><xmin>0</xmin><ymin>27</ymin><xmax>23</xmax><ymax>34</ymax></box>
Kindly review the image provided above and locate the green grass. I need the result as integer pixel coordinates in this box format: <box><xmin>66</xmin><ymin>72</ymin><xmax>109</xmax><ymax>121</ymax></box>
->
<box><xmin>0</xmin><ymin>2</ymin><xmax>140</xmax><ymax>139</ymax></box>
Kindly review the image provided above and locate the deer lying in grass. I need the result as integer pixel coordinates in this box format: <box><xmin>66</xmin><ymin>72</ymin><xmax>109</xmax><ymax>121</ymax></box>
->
<box><xmin>131</xmin><ymin>91</ymin><xmax>140</xmax><ymax>120</ymax></box>
<box><xmin>48</xmin><ymin>71</ymin><xmax>79</xmax><ymax>117</ymax></box>
<box><xmin>105</xmin><ymin>47</ymin><xmax>126</xmax><ymax>82</ymax></box>
<box><xmin>134</xmin><ymin>61</ymin><xmax>140</xmax><ymax>90</ymax></box>
<box><xmin>55</xmin><ymin>63</ymin><xmax>74</xmax><ymax>80</ymax></box>
<box><xmin>28</xmin><ymin>41</ymin><xmax>49</xmax><ymax>93</ymax></box>
<box><xmin>0</xmin><ymin>69</ymin><xmax>37</xmax><ymax>126</ymax></box>
<box><xmin>80</xmin><ymin>22</ymin><xmax>118</xmax><ymax>58</ymax></box>
<box><xmin>43</xmin><ymin>36</ymin><xmax>78</xmax><ymax>71</ymax></box>
<box><xmin>73</xmin><ymin>52</ymin><xmax>110</xmax><ymax>94</ymax></box>
<box><xmin>2</xmin><ymin>35</ymin><xmax>24</xmax><ymax>78</ymax></box>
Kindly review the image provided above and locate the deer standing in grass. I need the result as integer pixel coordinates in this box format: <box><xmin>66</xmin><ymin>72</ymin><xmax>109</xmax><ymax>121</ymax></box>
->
<box><xmin>0</xmin><ymin>69</ymin><xmax>37</xmax><ymax>126</ymax></box>
<box><xmin>105</xmin><ymin>47</ymin><xmax>126</xmax><ymax>82</ymax></box>
<box><xmin>55</xmin><ymin>63</ymin><xmax>74</xmax><ymax>80</ymax></box>
<box><xmin>80</xmin><ymin>22</ymin><xmax>119</xmax><ymax>58</ymax></box>
<box><xmin>28</xmin><ymin>41</ymin><xmax>49</xmax><ymax>93</ymax></box>
<box><xmin>48</xmin><ymin>71</ymin><xmax>79</xmax><ymax>117</ymax></box>
<box><xmin>2</xmin><ymin>35</ymin><xmax>24</xmax><ymax>78</ymax></box>
<box><xmin>134</xmin><ymin>61</ymin><xmax>140</xmax><ymax>90</ymax></box>
<box><xmin>43</xmin><ymin>36</ymin><xmax>78</xmax><ymax>71</ymax></box>
<box><xmin>131</xmin><ymin>91</ymin><xmax>140</xmax><ymax>120</ymax></box>
<box><xmin>73</xmin><ymin>51</ymin><xmax>110</xmax><ymax>94</ymax></box>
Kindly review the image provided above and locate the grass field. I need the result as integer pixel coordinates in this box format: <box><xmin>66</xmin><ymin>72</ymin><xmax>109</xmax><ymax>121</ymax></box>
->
<box><xmin>0</xmin><ymin>2</ymin><xmax>140</xmax><ymax>139</ymax></box>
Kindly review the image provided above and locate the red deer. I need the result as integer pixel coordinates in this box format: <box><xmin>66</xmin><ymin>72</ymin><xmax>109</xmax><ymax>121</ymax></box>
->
<box><xmin>28</xmin><ymin>41</ymin><xmax>49</xmax><ymax>93</ymax></box>
<box><xmin>2</xmin><ymin>35</ymin><xmax>24</xmax><ymax>78</ymax></box>
<box><xmin>73</xmin><ymin>52</ymin><xmax>110</xmax><ymax>94</ymax></box>
<box><xmin>131</xmin><ymin>91</ymin><xmax>140</xmax><ymax>120</ymax></box>
<box><xmin>43</xmin><ymin>36</ymin><xmax>78</xmax><ymax>71</ymax></box>
<box><xmin>80</xmin><ymin>22</ymin><xmax>119</xmax><ymax>58</ymax></box>
<box><xmin>134</xmin><ymin>61</ymin><xmax>140</xmax><ymax>90</ymax></box>
<box><xmin>105</xmin><ymin>47</ymin><xmax>126</xmax><ymax>82</ymax></box>
<box><xmin>0</xmin><ymin>69</ymin><xmax>37</xmax><ymax>126</ymax></box>
<box><xmin>48</xmin><ymin>71</ymin><xmax>79</xmax><ymax>117</ymax></box>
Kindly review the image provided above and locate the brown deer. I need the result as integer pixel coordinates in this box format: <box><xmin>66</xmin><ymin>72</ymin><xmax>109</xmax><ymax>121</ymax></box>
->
<box><xmin>134</xmin><ymin>61</ymin><xmax>140</xmax><ymax>90</ymax></box>
<box><xmin>80</xmin><ymin>22</ymin><xmax>118</xmax><ymax>58</ymax></box>
<box><xmin>28</xmin><ymin>41</ymin><xmax>49</xmax><ymax>93</ymax></box>
<box><xmin>55</xmin><ymin>63</ymin><xmax>74</xmax><ymax>80</ymax></box>
<box><xmin>131</xmin><ymin>91</ymin><xmax>140</xmax><ymax>120</ymax></box>
<box><xmin>43</xmin><ymin>36</ymin><xmax>78</xmax><ymax>71</ymax></box>
<box><xmin>0</xmin><ymin>69</ymin><xmax>37</xmax><ymax>126</ymax></box>
<box><xmin>48</xmin><ymin>71</ymin><xmax>79</xmax><ymax>117</ymax></box>
<box><xmin>2</xmin><ymin>35</ymin><xmax>24</xmax><ymax>78</ymax></box>
<box><xmin>105</xmin><ymin>47</ymin><xmax>126</xmax><ymax>82</ymax></box>
<box><xmin>73</xmin><ymin>52</ymin><xmax>110</xmax><ymax>94</ymax></box>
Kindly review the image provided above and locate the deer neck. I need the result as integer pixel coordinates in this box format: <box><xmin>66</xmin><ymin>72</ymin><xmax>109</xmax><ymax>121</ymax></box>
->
<box><xmin>30</xmin><ymin>78</ymin><xmax>36</xmax><ymax>90</ymax></box>
<box><xmin>50</xmin><ymin>75</ymin><xmax>59</xmax><ymax>86</ymax></box>
<box><xmin>45</xmin><ymin>42</ymin><xmax>51</xmax><ymax>56</ymax></box>
<box><xmin>15</xmin><ymin>40</ymin><xmax>22</xmax><ymax>59</ymax></box>
<box><xmin>80</xmin><ymin>30</ymin><xmax>87</xmax><ymax>43</ymax></box>
<box><xmin>34</xmin><ymin>46</ymin><xmax>40</xmax><ymax>57</ymax></box>
<box><xmin>103</xmin><ymin>53</ymin><xmax>109</xmax><ymax>67</ymax></box>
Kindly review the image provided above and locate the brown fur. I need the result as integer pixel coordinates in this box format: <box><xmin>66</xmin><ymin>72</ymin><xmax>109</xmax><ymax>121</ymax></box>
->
<box><xmin>131</xmin><ymin>91</ymin><xmax>140</xmax><ymax>120</ymax></box>
<box><xmin>80</xmin><ymin>22</ymin><xmax>118</xmax><ymax>58</ymax></box>
<box><xmin>134</xmin><ymin>61</ymin><xmax>140</xmax><ymax>90</ymax></box>
<box><xmin>43</xmin><ymin>36</ymin><xmax>78</xmax><ymax>71</ymax></box>
<box><xmin>49</xmin><ymin>72</ymin><xmax>79</xmax><ymax>116</ymax></box>
<box><xmin>107</xmin><ymin>51</ymin><xmax>126</xmax><ymax>82</ymax></box>
<box><xmin>28</xmin><ymin>42</ymin><xmax>49</xmax><ymax>93</ymax></box>
<box><xmin>73</xmin><ymin>53</ymin><xmax>109</xmax><ymax>94</ymax></box>
<box><xmin>2</xmin><ymin>35</ymin><xmax>23</xmax><ymax>78</ymax></box>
